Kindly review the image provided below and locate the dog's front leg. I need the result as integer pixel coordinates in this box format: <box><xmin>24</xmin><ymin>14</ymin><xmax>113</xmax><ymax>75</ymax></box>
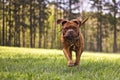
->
<box><xmin>63</xmin><ymin>48</ymin><xmax>74</xmax><ymax>67</ymax></box>
<box><xmin>74</xmin><ymin>49</ymin><xmax>83</xmax><ymax>66</ymax></box>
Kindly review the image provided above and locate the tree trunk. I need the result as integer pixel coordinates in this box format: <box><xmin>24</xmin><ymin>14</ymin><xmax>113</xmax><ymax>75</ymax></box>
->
<box><xmin>21</xmin><ymin>4</ymin><xmax>25</xmax><ymax>47</ymax></box>
<box><xmin>2</xmin><ymin>0</ymin><xmax>5</xmax><ymax>46</ymax></box>
<box><xmin>8</xmin><ymin>0</ymin><xmax>12</xmax><ymax>46</ymax></box>
<box><xmin>68</xmin><ymin>0</ymin><xmax>72</xmax><ymax>20</ymax></box>
<box><xmin>113</xmin><ymin>12</ymin><xmax>117</xmax><ymax>52</ymax></box>
<box><xmin>33</xmin><ymin>3</ymin><xmax>36</xmax><ymax>48</ymax></box>
<box><xmin>22</xmin><ymin>29</ymin><xmax>25</xmax><ymax>47</ymax></box>
<box><xmin>113</xmin><ymin>0</ymin><xmax>117</xmax><ymax>53</ymax></box>
<box><xmin>38</xmin><ymin>1</ymin><xmax>42</xmax><ymax>48</ymax></box>
<box><xmin>97</xmin><ymin>1</ymin><xmax>102</xmax><ymax>52</ymax></box>
<box><xmin>97</xmin><ymin>21</ymin><xmax>102</xmax><ymax>52</ymax></box>
<box><xmin>30</xmin><ymin>0</ymin><xmax>33</xmax><ymax>48</ymax></box>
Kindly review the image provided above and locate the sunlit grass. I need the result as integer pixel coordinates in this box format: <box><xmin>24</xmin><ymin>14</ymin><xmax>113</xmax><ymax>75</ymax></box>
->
<box><xmin>0</xmin><ymin>46</ymin><xmax>120</xmax><ymax>80</ymax></box>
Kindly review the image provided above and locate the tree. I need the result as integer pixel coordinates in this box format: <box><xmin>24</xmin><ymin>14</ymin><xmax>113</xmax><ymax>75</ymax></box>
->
<box><xmin>104</xmin><ymin>0</ymin><xmax>120</xmax><ymax>52</ymax></box>
<box><xmin>38</xmin><ymin>0</ymin><xmax>49</xmax><ymax>48</ymax></box>
<box><xmin>90</xmin><ymin>0</ymin><xmax>104</xmax><ymax>52</ymax></box>
<box><xmin>51</xmin><ymin>0</ymin><xmax>80</xmax><ymax>20</ymax></box>
<box><xmin>29</xmin><ymin>0</ymin><xmax>33</xmax><ymax>47</ymax></box>
<box><xmin>8</xmin><ymin>0</ymin><xmax>12</xmax><ymax>46</ymax></box>
<box><xmin>2</xmin><ymin>0</ymin><xmax>5</xmax><ymax>46</ymax></box>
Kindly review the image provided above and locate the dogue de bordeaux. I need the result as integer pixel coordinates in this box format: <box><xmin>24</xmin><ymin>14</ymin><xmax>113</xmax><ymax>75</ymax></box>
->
<box><xmin>57</xmin><ymin>18</ymin><xmax>88</xmax><ymax>67</ymax></box>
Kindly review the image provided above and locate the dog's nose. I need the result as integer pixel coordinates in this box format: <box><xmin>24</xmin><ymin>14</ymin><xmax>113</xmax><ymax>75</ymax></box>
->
<box><xmin>68</xmin><ymin>29</ymin><xmax>74</xmax><ymax>34</ymax></box>
<box><xmin>64</xmin><ymin>29</ymin><xmax>74</xmax><ymax>40</ymax></box>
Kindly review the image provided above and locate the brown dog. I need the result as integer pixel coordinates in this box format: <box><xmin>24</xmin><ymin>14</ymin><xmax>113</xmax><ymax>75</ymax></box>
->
<box><xmin>57</xmin><ymin>18</ymin><xmax>88</xmax><ymax>67</ymax></box>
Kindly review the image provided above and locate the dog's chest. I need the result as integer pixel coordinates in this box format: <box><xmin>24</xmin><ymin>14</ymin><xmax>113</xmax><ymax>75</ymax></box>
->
<box><xmin>70</xmin><ymin>44</ymin><xmax>78</xmax><ymax>51</ymax></box>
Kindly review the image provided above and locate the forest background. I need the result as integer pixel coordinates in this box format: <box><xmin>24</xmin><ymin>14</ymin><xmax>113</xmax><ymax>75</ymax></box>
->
<box><xmin>0</xmin><ymin>0</ymin><xmax>120</xmax><ymax>53</ymax></box>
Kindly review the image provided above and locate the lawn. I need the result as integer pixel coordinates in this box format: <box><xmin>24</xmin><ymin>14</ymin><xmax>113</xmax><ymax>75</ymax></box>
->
<box><xmin>0</xmin><ymin>46</ymin><xmax>120</xmax><ymax>80</ymax></box>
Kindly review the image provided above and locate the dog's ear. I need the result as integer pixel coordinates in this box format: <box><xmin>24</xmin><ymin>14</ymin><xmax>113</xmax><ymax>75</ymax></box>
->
<box><xmin>72</xmin><ymin>20</ymin><xmax>81</xmax><ymax>25</ymax></box>
<box><xmin>72</xmin><ymin>18</ymin><xmax>88</xmax><ymax>27</ymax></box>
<box><xmin>81</xmin><ymin>18</ymin><xmax>88</xmax><ymax>25</ymax></box>
<box><xmin>57</xmin><ymin>19</ymin><xmax>68</xmax><ymax>26</ymax></box>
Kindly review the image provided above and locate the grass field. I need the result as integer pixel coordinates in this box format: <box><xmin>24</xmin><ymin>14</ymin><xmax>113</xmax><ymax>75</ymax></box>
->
<box><xmin>0</xmin><ymin>46</ymin><xmax>120</xmax><ymax>80</ymax></box>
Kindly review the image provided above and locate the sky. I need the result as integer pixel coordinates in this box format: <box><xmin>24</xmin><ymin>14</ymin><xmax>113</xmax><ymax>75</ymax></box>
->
<box><xmin>49</xmin><ymin>0</ymin><xmax>120</xmax><ymax>17</ymax></box>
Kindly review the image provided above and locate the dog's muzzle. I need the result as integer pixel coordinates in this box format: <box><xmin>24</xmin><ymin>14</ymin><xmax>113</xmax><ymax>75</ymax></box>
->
<box><xmin>64</xmin><ymin>29</ymin><xmax>79</xmax><ymax>43</ymax></box>
<box><xmin>64</xmin><ymin>29</ymin><xmax>74</xmax><ymax>40</ymax></box>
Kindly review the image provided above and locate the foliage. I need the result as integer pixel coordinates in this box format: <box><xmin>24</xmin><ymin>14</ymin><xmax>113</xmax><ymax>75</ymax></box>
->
<box><xmin>50</xmin><ymin>0</ymin><xmax>80</xmax><ymax>19</ymax></box>
<box><xmin>0</xmin><ymin>0</ymin><xmax>120</xmax><ymax>53</ymax></box>
<box><xmin>104</xmin><ymin>0</ymin><xmax>120</xmax><ymax>52</ymax></box>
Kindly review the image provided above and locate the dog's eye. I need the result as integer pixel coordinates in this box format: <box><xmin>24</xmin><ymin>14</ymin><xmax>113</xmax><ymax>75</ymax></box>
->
<box><xmin>64</xmin><ymin>28</ymin><xmax>69</xmax><ymax>30</ymax></box>
<box><xmin>72</xmin><ymin>27</ymin><xmax>77</xmax><ymax>30</ymax></box>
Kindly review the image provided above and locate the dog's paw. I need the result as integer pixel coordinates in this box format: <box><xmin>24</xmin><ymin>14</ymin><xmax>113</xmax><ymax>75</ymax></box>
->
<box><xmin>68</xmin><ymin>63</ymin><xmax>74</xmax><ymax>67</ymax></box>
<box><xmin>74</xmin><ymin>62</ymin><xmax>79</xmax><ymax>66</ymax></box>
<box><xmin>67</xmin><ymin>61</ymin><xmax>74</xmax><ymax>67</ymax></box>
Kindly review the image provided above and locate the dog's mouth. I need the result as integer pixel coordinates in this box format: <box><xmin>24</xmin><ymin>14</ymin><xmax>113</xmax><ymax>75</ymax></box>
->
<box><xmin>64</xmin><ymin>33</ymin><xmax>79</xmax><ymax>43</ymax></box>
<box><xmin>64</xmin><ymin>35</ymin><xmax>75</xmax><ymax>40</ymax></box>
<box><xmin>64</xmin><ymin>36</ymin><xmax>79</xmax><ymax>42</ymax></box>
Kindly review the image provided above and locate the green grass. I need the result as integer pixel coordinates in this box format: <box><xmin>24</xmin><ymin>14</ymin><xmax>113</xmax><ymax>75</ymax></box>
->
<box><xmin>0</xmin><ymin>46</ymin><xmax>120</xmax><ymax>80</ymax></box>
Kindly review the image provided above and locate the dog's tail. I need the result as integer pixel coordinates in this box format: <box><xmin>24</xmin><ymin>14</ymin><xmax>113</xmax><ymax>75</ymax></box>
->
<box><xmin>81</xmin><ymin>17</ymin><xmax>89</xmax><ymax>25</ymax></box>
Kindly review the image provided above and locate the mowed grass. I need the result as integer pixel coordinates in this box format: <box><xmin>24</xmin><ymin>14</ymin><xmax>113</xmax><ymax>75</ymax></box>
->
<box><xmin>0</xmin><ymin>46</ymin><xmax>120</xmax><ymax>80</ymax></box>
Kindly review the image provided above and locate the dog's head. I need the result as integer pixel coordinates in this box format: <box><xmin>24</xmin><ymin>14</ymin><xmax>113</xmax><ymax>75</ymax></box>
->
<box><xmin>57</xmin><ymin>18</ymin><xmax>88</xmax><ymax>41</ymax></box>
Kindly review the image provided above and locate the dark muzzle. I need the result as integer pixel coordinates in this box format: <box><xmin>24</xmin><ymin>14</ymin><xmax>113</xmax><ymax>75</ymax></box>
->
<box><xmin>64</xmin><ymin>29</ymin><xmax>79</xmax><ymax>43</ymax></box>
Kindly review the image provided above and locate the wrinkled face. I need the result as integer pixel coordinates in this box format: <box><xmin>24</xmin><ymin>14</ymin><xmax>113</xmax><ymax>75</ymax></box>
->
<box><xmin>62</xmin><ymin>21</ymin><xmax>79</xmax><ymax>40</ymax></box>
<box><xmin>57</xmin><ymin>18</ymin><xmax>88</xmax><ymax>41</ymax></box>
